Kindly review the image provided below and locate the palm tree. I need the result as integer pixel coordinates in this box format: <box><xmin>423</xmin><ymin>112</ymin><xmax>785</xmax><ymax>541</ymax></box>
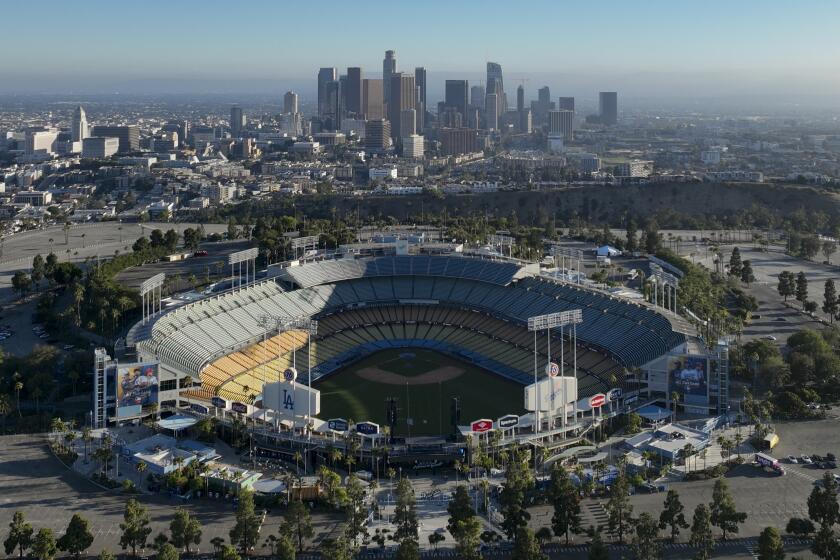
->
<box><xmin>293</xmin><ymin>451</ymin><xmax>303</xmax><ymax>475</ymax></box>
<box><xmin>81</xmin><ymin>427</ymin><xmax>92</xmax><ymax>463</ymax></box>
<box><xmin>733</xmin><ymin>433</ymin><xmax>744</xmax><ymax>459</ymax></box>
<box><xmin>13</xmin><ymin>376</ymin><xmax>23</xmax><ymax>418</ymax></box>
<box><xmin>136</xmin><ymin>461</ymin><xmax>147</xmax><ymax>478</ymax></box>
<box><xmin>0</xmin><ymin>394</ymin><xmax>10</xmax><ymax>433</ymax></box>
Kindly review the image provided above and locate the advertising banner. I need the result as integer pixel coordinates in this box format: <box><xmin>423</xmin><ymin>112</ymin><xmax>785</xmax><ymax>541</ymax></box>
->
<box><xmin>115</xmin><ymin>363</ymin><xmax>159</xmax><ymax>418</ymax></box>
<box><xmin>668</xmin><ymin>355</ymin><xmax>709</xmax><ymax>405</ymax></box>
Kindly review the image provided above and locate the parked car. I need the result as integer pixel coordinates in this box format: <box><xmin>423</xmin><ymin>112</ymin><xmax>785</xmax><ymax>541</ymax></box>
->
<box><xmin>802</xmin><ymin>455</ymin><xmax>814</xmax><ymax>464</ymax></box>
<box><xmin>788</xmin><ymin>455</ymin><xmax>799</xmax><ymax>464</ymax></box>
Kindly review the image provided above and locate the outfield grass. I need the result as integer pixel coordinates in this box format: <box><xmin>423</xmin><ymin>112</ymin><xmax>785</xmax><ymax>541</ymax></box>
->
<box><xmin>314</xmin><ymin>348</ymin><xmax>525</xmax><ymax>437</ymax></box>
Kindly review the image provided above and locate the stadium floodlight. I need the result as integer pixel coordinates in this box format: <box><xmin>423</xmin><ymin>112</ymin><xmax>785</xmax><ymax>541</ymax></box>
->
<box><xmin>140</xmin><ymin>273</ymin><xmax>165</xmax><ymax>296</ymax></box>
<box><xmin>291</xmin><ymin>235</ymin><xmax>320</xmax><ymax>250</ymax></box>
<box><xmin>488</xmin><ymin>234</ymin><xmax>514</xmax><ymax>247</ymax></box>
<box><xmin>228</xmin><ymin>247</ymin><xmax>259</xmax><ymax>266</ymax></box>
<box><xmin>527</xmin><ymin>309</ymin><xmax>583</xmax><ymax>331</ymax></box>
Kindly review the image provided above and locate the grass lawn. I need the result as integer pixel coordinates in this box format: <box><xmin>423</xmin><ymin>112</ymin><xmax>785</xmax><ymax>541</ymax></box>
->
<box><xmin>314</xmin><ymin>348</ymin><xmax>525</xmax><ymax>436</ymax></box>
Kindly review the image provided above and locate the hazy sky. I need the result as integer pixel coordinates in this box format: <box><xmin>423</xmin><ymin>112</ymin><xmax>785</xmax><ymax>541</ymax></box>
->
<box><xmin>4</xmin><ymin>0</ymin><xmax>840</xmax><ymax>100</ymax></box>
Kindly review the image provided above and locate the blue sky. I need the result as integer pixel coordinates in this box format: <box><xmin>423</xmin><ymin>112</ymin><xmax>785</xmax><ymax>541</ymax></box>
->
<box><xmin>4</xmin><ymin>0</ymin><xmax>840</xmax><ymax>98</ymax></box>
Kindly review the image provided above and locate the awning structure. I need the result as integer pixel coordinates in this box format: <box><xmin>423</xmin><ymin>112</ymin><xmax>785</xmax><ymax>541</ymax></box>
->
<box><xmin>636</xmin><ymin>405</ymin><xmax>672</xmax><ymax>422</ymax></box>
<box><xmin>156</xmin><ymin>414</ymin><xmax>198</xmax><ymax>432</ymax></box>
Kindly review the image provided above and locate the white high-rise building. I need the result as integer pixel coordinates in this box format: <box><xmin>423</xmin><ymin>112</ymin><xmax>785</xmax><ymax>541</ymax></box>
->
<box><xmin>72</xmin><ymin>106</ymin><xmax>89</xmax><ymax>142</ymax></box>
<box><xmin>402</xmin><ymin>134</ymin><xmax>424</xmax><ymax>158</ymax></box>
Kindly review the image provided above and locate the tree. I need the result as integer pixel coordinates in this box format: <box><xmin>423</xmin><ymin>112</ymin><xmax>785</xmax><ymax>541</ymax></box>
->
<box><xmin>220</xmin><ymin>544</ymin><xmax>241</xmax><ymax>560</ymax></box>
<box><xmin>777</xmin><ymin>271</ymin><xmax>795</xmax><ymax>302</ymax></box>
<box><xmin>808</xmin><ymin>473</ymin><xmax>840</xmax><ymax>527</ymax></box>
<box><xmin>428</xmin><ymin>532</ymin><xmax>445</xmax><ymax>551</ymax></box>
<box><xmin>31</xmin><ymin>254</ymin><xmax>45</xmax><ymax>289</ymax></box>
<box><xmin>729</xmin><ymin>247</ymin><xmax>742</xmax><ymax>278</ymax></box>
<box><xmin>98</xmin><ymin>550</ymin><xmax>115</xmax><ymax>560</ymax></box>
<box><xmin>659</xmin><ymin>489</ymin><xmax>689</xmax><ymax>543</ymax></box>
<box><xmin>275</xmin><ymin>535</ymin><xmax>295</xmax><ymax>560</ymax></box>
<box><xmin>812</xmin><ymin>523</ymin><xmax>840</xmax><ymax>560</ymax></box>
<box><xmin>606</xmin><ymin>472</ymin><xmax>633</xmax><ymax>544</ymax></box>
<box><xmin>740</xmin><ymin>260</ymin><xmax>755</xmax><ymax>285</ymax></box>
<box><xmin>500</xmin><ymin>446</ymin><xmax>534</xmax><ymax>539</ymax></box>
<box><xmin>796</xmin><ymin>272</ymin><xmax>809</xmax><ymax>306</ymax></box>
<box><xmin>11</xmin><ymin>271</ymin><xmax>31</xmax><ymax>297</ymax></box>
<box><xmin>643</xmin><ymin>220</ymin><xmax>660</xmax><ymax>254</ymax></box>
<box><xmin>757</xmin><ymin>526</ymin><xmax>785</xmax><ymax>560</ymax></box>
<box><xmin>394</xmin><ymin>477</ymin><xmax>419</xmax><ymax>543</ymax></box>
<box><xmin>170</xmin><ymin>507</ymin><xmax>202</xmax><ymax>554</ymax></box>
<box><xmin>786</xmin><ymin>517</ymin><xmax>815</xmax><ymax>537</ymax></box>
<box><xmin>632</xmin><ymin>512</ymin><xmax>661</xmax><ymax>560</ymax></box>
<box><xmin>512</xmin><ymin>527</ymin><xmax>547</xmax><ymax>560</ymax></box>
<box><xmin>158</xmin><ymin>543</ymin><xmax>180</xmax><ymax>560</ymax></box>
<box><xmin>549</xmin><ymin>463</ymin><xmax>582</xmax><ymax>545</ymax></box>
<box><xmin>626</xmin><ymin>218</ymin><xmax>638</xmax><ymax>253</ymax></box>
<box><xmin>230</xmin><ymin>490</ymin><xmax>260</xmax><ymax>555</ymax></box>
<box><xmin>689</xmin><ymin>504</ymin><xmax>715</xmax><ymax>560</ymax></box>
<box><xmin>120</xmin><ymin>498</ymin><xmax>152</xmax><ymax>558</ymax></box>
<box><xmin>318</xmin><ymin>533</ymin><xmax>353</xmax><ymax>560</ymax></box>
<box><xmin>447</xmin><ymin>486</ymin><xmax>482</xmax><ymax>560</ymax></box>
<box><xmin>281</xmin><ymin>499</ymin><xmax>313</xmax><ymax>552</ymax></box>
<box><xmin>396</xmin><ymin>538</ymin><xmax>420</xmax><ymax>560</ymax></box>
<box><xmin>588</xmin><ymin>531</ymin><xmax>609</xmax><ymax>560</ymax></box>
<box><xmin>709</xmin><ymin>478</ymin><xmax>747</xmax><ymax>540</ymax></box>
<box><xmin>824</xmin><ymin>280</ymin><xmax>838</xmax><ymax>323</ymax></box>
<box><xmin>4</xmin><ymin>511</ymin><xmax>33</xmax><ymax>559</ymax></box>
<box><xmin>57</xmin><ymin>514</ymin><xmax>94</xmax><ymax>559</ymax></box>
<box><xmin>343</xmin><ymin>475</ymin><xmax>368</xmax><ymax>547</ymax></box>
<box><xmin>32</xmin><ymin>528</ymin><xmax>57</xmax><ymax>560</ymax></box>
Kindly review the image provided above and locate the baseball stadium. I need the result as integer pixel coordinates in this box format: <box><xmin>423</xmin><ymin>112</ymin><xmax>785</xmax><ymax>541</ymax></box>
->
<box><xmin>128</xmin><ymin>253</ymin><xmax>690</xmax><ymax>438</ymax></box>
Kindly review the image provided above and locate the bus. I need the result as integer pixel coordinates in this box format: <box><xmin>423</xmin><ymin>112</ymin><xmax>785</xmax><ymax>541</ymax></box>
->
<box><xmin>755</xmin><ymin>452</ymin><xmax>785</xmax><ymax>475</ymax></box>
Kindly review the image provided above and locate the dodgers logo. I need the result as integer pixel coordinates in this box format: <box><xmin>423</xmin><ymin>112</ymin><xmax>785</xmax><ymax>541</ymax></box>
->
<box><xmin>283</xmin><ymin>389</ymin><xmax>294</xmax><ymax>410</ymax></box>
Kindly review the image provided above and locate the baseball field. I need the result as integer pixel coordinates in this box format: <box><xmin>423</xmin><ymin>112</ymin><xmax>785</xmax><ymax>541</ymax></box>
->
<box><xmin>314</xmin><ymin>348</ymin><xmax>525</xmax><ymax>437</ymax></box>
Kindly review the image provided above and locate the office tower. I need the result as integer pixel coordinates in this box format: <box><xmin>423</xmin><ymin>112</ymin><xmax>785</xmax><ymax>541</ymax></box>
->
<box><xmin>485</xmin><ymin>93</ymin><xmax>499</xmax><ymax>130</ymax></box>
<box><xmin>402</xmin><ymin>134</ymin><xmax>424</xmax><ymax>159</ymax></box>
<box><xmin>599</xmin><ymin>91</ymin><xmax>618</xmax><ymax>125</ymax></box>
<box><xmin>516</xmin><ymin>85</ymin><xmax>525</xmax><ymax>113</ymax></box>
<box><xmin>414</xmin><ymin>67</ymin><xmax>426</xmax><ymax>133</ymax></box>
<box><xmin>284</xmin><ymin>91</ymin><xmax>299</xmax><ymax>114</ymax></box>
<box><xmin>365</xmin><ymin>119</ymin><xmax>390</xmax><ymax>152</ymax></box>
<box><xmin>538</xmin><ymin>86</ymin><xmax>550</xmax><ymax>106</ymax></box>
<box><xmin>400</xmin><ymin>109</ymin><xmax>417</xmax><ymax>137</ymax></box>
<box><xmin>91</xmin><ymin>125</ymin><xmax>140</xmax><ymax>153</ymax></box>
<box><xmin>440</xmin><ymin>128</ymin><xmax>479</xmax><ymax>156</ymax></box>
<box><xmin>549</xmin><ymin>110</ymin><xmax>574</xmax><ymax>140</ymax></box>
<box><xmin>317</xmin><ymin>67</ymin><xmax>337</xmax><ymax>117</ymax></box>
<box><xmin>388</xmin><ymin>72</ymin><xmax>415</xmax><ymax>141</ymax></box>
<box><xmin>444</xmin><ymin>80</ymin><xmax>469</xmax><ymax>121</ymax></box>
<box><xmin>25</xmin><ymin>128</ymin><xmax>60</xmax><ymax>155</ymax></box>
<box><xmin>558</xmin><ymin>97</ymin><xmax>575</xmax><ymax>111</ymax></box>
<box><xmin>362</xmin><ymin>79</ymin><xmax>384</xmax><ymax>120</ymax></box>
<box><xmin>439</xmin><ymin>107</ymin><xmax>463</xmax><ymax>128</ymax></box>
<box><xmin>383</xmin><ymin>50</ymin><xmax>396</xmax><ymax>107</ymax></box>
<box><xmin>325</xmin><ymin>80</ymin><xmax>342</xmax><ymax>130</ymax></box>
<box><xmin>470</xmin><ymin>85</ymin><xmax>485</xmax><ymax>109</ymax></box>
<box><xmin>516</xmin><ymin>85</ymin><xmax>529</xmax><ymax>132</ymax></box>
<box><xmin>345</xmin><ymin>67</ymin><xmax>362</xmax><ymax>115</ymax></box>
<box><xmin>82</xmin><ymin>137</ymin><xmax>119</xmax><ymax>158</ymax></box>
<box><xmin>230</xmin><ymin>106</ymin><xmax>245</xmax><ymax>137</ymax></box>
<box><xmin>71</xmin><ymin>106</ymin><xmax>89</xmax><ymax>142</ymax></box>
<box><xmin>521</xmin><ymin>109</ymin><xmax>532</xmax><ymax>134</ymax></box>
<box><xmin>486</xmin><ymin>61</ymin><xmax>506</xmax><ymax>112</ymax></box>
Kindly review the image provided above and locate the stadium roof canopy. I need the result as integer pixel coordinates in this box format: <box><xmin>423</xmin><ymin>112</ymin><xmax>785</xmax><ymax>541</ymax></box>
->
<box><xmin>156</xmin><ymin>414</ymin><xmax>198</xmax><ymax>432</ymax></box>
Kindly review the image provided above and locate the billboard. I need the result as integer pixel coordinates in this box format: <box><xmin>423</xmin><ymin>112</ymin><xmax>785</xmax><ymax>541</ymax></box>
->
<box><xmin>262</xmin><ymin>381</ymin><xmax>320</xmax><ymax>418</ymax></box>
<box><xmin>524</xmin><ymin>377</ymin><xmax>578</xmax><ymax>412</ymax></box>
<box><xmin>471</xmin><ymin>419</ymin><xmax>493</xmax><ymax>433</ymax></box>
<box><xmin>356</xmin><ymin>422</ymin><xmax>379</xmax><ymax>436</ymax></box>
<box><xmin>115</xmin><ymin>363</ymin><xmax>159</xmax><ymax>418</ymax></box>
<box><xmin>497</xmin><ymin>414</ymin><xmax>519</xmax><ymax>429</ymax></box>
<box><xmin>668</xmin><ymin>355</ymin><xmax>709</xmax><ymax>405</ymax></box>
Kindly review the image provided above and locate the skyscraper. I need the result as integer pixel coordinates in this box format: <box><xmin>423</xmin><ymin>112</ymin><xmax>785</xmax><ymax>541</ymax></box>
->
<box><xmin>599</xmin><ymin>92</ymin><xmax>618</xmax><ymax>125</ymax></box>
<box><xmin>362</xmin><ymin>79</ymin><xmax>384</xmax><ymax>120</ymax></box>
<box><xmin>325</xmin><ymin>80</ymin><xmax>342</xmax><ymax>130</ymax></box>
<box><xmin>485</xmin><ymin>93</ymin><xmax>499</xmax><ymax>130</ymax></box>
<box><xmin>283</xmin><ymin>91</ymin><xmax>299</xmax><ymax>114</ymax></box>
<box><xmin>230</xmin><ymin>106</ymin><xmax>245</xmax><ymax>137</ymax></box>
<box><xmin>470</xmin><ymin>85</ymin><xmax>485</xmax><ymax>109</ymax></box>
<box><xmin>558</xmin><ymin>97</ymin><xmax>575</xmax><ymax>111</ymax></box>
<box><xmin>400</xmin><ymin>108</ymin><xmax>417</xmax><ymax>137</ymax></box>
<box><xmin>549</xmin><ymin>110</ymin><xmax>574</xmax><ymax>140</ymax></box>
<box><xmin>383</xmin><ymin>50</ymin><xmax>396</xmax><ymax>109</ymax></box>
<box><xmin>365</xmin><ymin>119</ymin><xmax>390</xmax><ymax>152</ymax></box>
<box><xmin>388</xmin><ymin>72</ymin><xmax>415</xmax><ymax>141</ymax></box>
<box><xmin>516</xmin><ymin>85</ymin><xmax>530</xmax><ymax>133</ymax></box>
<box><xmin>318</xmin><ymin>67</ymin><xmax>337</xmax><ymax>117</ymax></box>
<box><xmin>72</xmin><ymin>106</ymin><xmax>89</xmax><ymax>142</ymax></box>
<box><xmin>346</xmin><ymin>67</ymin><xmax>363</xmax><ymax>116</ymax></box>
<box><xmin>414</xmin><ymin>67</ymin><xmax>426</xmax><ymax>133</ymax></box>
<box><xmin>486</xmin><ymin>62</ymin><xmax>506</xmax><ymax>113</ymax></box>
<box><xmin>444</xmin><ymin>80</ymin><xmax>469</xmax><ymax>121</ymax></box>
<box><xmin>91</xmin><ymin>125</ymin><xmax>140</xmax><ymax>153</ymax></box>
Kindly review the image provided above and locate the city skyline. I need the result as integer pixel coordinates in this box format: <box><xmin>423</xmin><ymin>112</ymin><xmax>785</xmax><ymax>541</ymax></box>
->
<box><xmin>3</xmin><ymin>0</ymin><xmax>840</xmax><ymax>102</ymax></box>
